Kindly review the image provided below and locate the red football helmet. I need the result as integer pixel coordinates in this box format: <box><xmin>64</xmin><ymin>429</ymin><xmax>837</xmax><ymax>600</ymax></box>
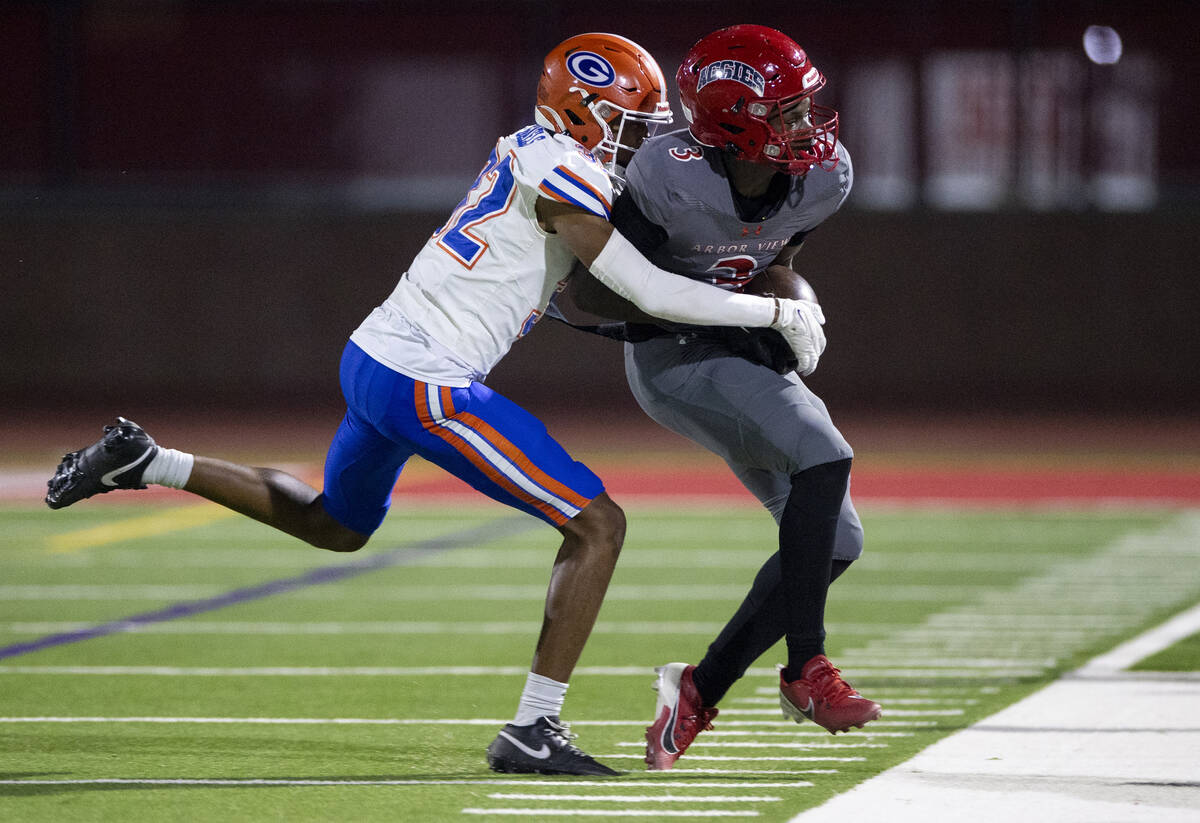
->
<box><xmin>677</xmin><ymin>25</ymin><xmax>839</xmax><ymax>175</ymax></box>
<box><xmin>536</xmin><ymin>33</ymin><xmax>673</xmax><ymax>177</ymax></box>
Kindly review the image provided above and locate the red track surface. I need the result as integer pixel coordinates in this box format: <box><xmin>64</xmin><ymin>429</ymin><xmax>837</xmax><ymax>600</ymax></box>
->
<box><xmin>7</xmin><ymin>411</ymin><xmax>1199</xmax><ymax>505</ymax></box>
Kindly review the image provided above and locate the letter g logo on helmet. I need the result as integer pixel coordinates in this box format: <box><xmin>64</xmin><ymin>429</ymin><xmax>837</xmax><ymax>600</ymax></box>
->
<box><xmin>566</xmin><ymin>51</ymin><xmax>616</xmax><ymax>87</ymax></box>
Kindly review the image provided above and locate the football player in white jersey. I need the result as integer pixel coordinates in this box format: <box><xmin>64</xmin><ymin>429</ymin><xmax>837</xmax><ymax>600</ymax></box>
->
<box><xmin>560</xmin><ymin>25</ymin><xmax>884</xmax><ymax>769</ymax></box>
<box><xmin>44</xmin><ymin>32</ymin><xmax>826</xmax><ymax>776</ymax></box>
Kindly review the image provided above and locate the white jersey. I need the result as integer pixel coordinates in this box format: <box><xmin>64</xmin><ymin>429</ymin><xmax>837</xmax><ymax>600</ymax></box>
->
<box><xmin>351</xmin><ymin>125</ymin><xmax>614</xmax><ymax>386</ymax></box>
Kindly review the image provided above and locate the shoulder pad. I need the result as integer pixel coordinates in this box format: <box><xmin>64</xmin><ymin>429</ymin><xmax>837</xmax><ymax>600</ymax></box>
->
<box><xmin>511</xmin><ymin>131</ymin><xmax>614</xmax><ymax>219</ymax></box>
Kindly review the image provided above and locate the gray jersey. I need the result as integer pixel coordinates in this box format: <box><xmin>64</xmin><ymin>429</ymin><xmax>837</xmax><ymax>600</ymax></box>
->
<box><xmin>619</xmin><ymin>130</ymin><xmax>862</xmax><ymax>562</ymax></box>
<box><xmin>624</xmin><ymin>129</ymin><xmax>852</xmax><ymax>289</ymax></box>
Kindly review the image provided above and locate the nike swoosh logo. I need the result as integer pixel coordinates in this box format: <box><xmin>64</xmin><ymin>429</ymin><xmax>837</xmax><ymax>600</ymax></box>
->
<box><xmin>660</xmin><ymin>704</ymin><xmax>680</xmax><ymax>755</ymax></box>
<box><xmin>799</xmin><ymin>697</ymin><xmax>815</xmax><ymax>718</ymax></box>
<box><xmin>101</xmin><ymin>446</ymin><xmax>154</xmax><ymax>487</ymax></box>
<box><xmin>498</xmin><ymin>730</ymin><xmax>551</xmax><ymax>759</ymax></box>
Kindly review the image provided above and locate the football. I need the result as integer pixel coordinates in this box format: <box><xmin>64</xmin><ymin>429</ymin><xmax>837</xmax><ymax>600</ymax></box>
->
<box><xmin>742</xmin><ymin>265</ymin><xmax>819</xmax><ymax>304</ymax></box>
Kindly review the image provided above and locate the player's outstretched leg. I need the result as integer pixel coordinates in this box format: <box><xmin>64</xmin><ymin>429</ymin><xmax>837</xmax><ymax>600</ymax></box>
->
<box><xmin>46</xmin><ymin>417</ymin><xmax>368</xmax><ymax>552</ymax></box>
<box><xmin>644</xmin><ymin>662</ymin><xmax>718</xmax><ymax>770</ymax></box>
<box><xmin>486</xmin><ymin>716</ymin><xmax>620</xmax><ymax>776</ymax></box>
<box><xmin>45</xmin><ymin>417</ymin><xmax>156</xmax><ymax>509</ymax></box>
<box><xmin>779</xmin><ymin>656</ymin><xmax>881</xmax><ymax>734</ymax></box>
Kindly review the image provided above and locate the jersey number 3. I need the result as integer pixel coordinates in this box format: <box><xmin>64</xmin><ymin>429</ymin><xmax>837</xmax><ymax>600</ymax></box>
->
<box><xmin>435</xmin><ymin>152</ymin><xmax>517</xmax><ymax>268</ymax></box>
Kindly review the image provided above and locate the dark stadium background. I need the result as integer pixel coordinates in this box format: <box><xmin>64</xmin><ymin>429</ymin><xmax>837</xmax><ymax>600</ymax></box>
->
<box><xmin>3</xmin><ymin>1</ymin><xmax>1196</xmax><ymax>440</ymax></box>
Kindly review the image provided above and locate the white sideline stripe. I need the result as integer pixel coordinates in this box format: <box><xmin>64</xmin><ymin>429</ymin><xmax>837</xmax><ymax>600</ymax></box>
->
<box><xmin>789</xmin><ymin>513</ymin><xmax>1200</xmax><ymax>823</ymax></box>
<box><xmin>1075</xmin><ymin>600</ymin><xmax>1200</xmax><ymax>676</ymax></box>
<box><xmin>463</xmin><ymin>810</ymin><xmax>759</xmax><ymax>818</ymax></box>
<box><xmin>486</xmin><ymin>794</ymin><xmax>784</xmax><ymax>803</ymax></box>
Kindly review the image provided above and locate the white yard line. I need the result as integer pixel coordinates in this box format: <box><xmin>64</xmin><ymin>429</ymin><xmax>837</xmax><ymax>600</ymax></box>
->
<box><xmin>0</xmin><ymin>583</ymin><xmax>996</xmax><ymax>602</ymax></box>
<box><xmin>0</xmin><ymin>665</ymin><xmax>649</xmax><ymax>676</ymax></box>
<box><xmin>665</xmin><ymin>770</ymin><xmax>837</xmax><ymax>776</ymax></box>
<box><xmin>0</xmin><ymin>620</ymin><xmax>902</xmax><ymax>636</ymax></box>
<box><xmin>0</xmin><ymin>620</ymin><xmax>728</xmax><ymax>636</ymax></box>
<box><xmin>14</xmin><ymin>549</ymin><xmax>1085</xmax><ymax>570</ymax></box>
<box><xmin>462</xmin><ymin>810</ymin><xmax>760</xmax><ymax>818</ymax></box>
<box><xmin>485</xmin><ymin>794</ymin><xmax>783</xmax><ymax>803</ymax></box>
<box><xmin>0</xmin><ymin>664</ymin><xmax>1038</xmax><ymax>678</ymax></box>
<box><xmin>604</xmin><ymin>763</ymin><xmax>868</xmax><ymax>767</ymax></box>
<box><xmin>0</xmin><ymin>777</ymin><xmax>805</xmax><ymax>789</ymax></box>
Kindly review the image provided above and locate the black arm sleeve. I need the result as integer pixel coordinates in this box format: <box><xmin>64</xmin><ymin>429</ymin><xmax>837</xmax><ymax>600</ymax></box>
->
<box><xmin>787</xmin><ymin>228</ymin><xmax>811</xmax><ymax>248</ymax></box>
<box><xmin>611</xmin><ymin>189</ymin><xmax>669</xmax><ymax>256</ymax></box>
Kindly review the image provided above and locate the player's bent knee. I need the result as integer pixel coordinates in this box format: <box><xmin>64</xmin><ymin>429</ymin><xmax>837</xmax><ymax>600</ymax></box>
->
<box><xmin>292</xmin><ymin>496</ymin><xmax>367</xmax><ymax>554</ymax></box>
<box><xmin>564</xmin><ymin>493</ymin><xmax>626</xmax><ymax>553</ymax></box>
<box><xmin>302</xmin><ymin>501</ymin><xmax>370</xmax><ymax>552</ymax></box>
<box><xmin>316</xmin><ymin>528</ymin><xmax>370</xmax><ymax>553</ymax></box>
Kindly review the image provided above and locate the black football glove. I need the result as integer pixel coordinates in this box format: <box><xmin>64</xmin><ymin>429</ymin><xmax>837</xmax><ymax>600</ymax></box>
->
<box><xmin>720</xmin><ymin>327</ymin><xmax>798</xmax><ymax>374</ymax></box>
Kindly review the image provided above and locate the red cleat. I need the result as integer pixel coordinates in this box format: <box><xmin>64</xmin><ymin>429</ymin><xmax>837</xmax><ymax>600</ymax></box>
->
<box><xmin>644</xmin><ymin>663</ymin><xmax>719</xmax><ymax>770</ymax></box>
<box><xmin>779</xmin><ymin>655</ymin><xmax>882</xmax><ymax>734</ymax></box>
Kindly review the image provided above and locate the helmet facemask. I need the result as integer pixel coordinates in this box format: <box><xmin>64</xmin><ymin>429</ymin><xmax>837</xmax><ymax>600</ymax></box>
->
<box><xmin>586</xmin><ymin>95</ymin><xmax>673</xmax><ymax>184</ymax></box>
<box><xmin>750</xmin><ymin>93</ymin><xmax>840</xmax><ymax>174</ymax></box>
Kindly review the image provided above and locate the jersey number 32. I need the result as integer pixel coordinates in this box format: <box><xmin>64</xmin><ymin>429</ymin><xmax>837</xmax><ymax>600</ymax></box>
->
<box><xmin>434</xmin><ymin>152</ymin><xmax>517</xmax><ymax>268</ymax></box>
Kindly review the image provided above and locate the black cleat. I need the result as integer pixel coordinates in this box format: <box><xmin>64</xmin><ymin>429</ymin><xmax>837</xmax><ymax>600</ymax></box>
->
<box><xmin>486</xmin><ymin>715</ymin><xmax>621</xmax><ymax>776</ymax></box>
<box><xmin>45</xmin><ymin>417</ymin><xmax>157</xmax><ymax>510</ymax></box>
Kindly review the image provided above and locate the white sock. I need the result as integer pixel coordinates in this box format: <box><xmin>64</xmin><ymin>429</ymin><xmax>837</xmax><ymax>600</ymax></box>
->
<box><xmin>513</xmin><ymin>672</ymin><xmax>568</xmax><ymax>726</ymax></box>
<box><xmin>142</xmin><ymin>447</ymin><xmax>194</xmax><ymax>489</ymax></box>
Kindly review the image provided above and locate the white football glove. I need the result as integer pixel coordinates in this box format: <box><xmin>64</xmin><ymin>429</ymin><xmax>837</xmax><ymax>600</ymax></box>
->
<box><xmin>770</xmin><ymin>298</ymin><xmax>827</xmax><ymax>377</ymax></box>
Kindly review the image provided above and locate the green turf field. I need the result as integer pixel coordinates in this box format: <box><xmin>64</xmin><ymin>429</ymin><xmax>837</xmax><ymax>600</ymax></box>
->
<box><xmin>1</xmin><ymin>502</ymin><xmax>1197</xmax><ymax>821</ymax></box>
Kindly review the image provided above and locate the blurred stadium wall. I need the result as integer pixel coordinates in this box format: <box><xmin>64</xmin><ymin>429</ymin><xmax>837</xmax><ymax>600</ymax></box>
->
<box><xmin>3</xmin><ymin>1</ymin><xmax>1197</xmax><ymax>417</ymax></box>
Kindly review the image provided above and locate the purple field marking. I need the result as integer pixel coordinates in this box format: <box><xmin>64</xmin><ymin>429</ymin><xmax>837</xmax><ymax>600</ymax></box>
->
<box><xmin>0</xmin><ymin>517</ymin><xmax>537</xmax><ymax>661</ymax></box>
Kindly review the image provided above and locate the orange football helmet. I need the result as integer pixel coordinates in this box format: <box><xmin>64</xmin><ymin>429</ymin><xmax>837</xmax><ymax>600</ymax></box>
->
<box><xmin>535</xmin><ymin>33</ymin><xmax>672</xmax><ymax>178</ymax></box>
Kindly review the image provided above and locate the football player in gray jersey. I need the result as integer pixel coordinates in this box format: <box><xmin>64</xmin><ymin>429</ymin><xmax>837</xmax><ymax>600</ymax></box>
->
<box><xmin>563</xmin><ymin>25</ymin><xmax>883</xmax><ymax>768</ymax></box>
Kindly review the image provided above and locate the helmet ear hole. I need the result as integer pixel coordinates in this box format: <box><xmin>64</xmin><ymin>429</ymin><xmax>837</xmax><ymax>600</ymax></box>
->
<box><xmin>564</xmin><ymin>109</ymin><xmax>586</xmax><ymax>126</ymax></box>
